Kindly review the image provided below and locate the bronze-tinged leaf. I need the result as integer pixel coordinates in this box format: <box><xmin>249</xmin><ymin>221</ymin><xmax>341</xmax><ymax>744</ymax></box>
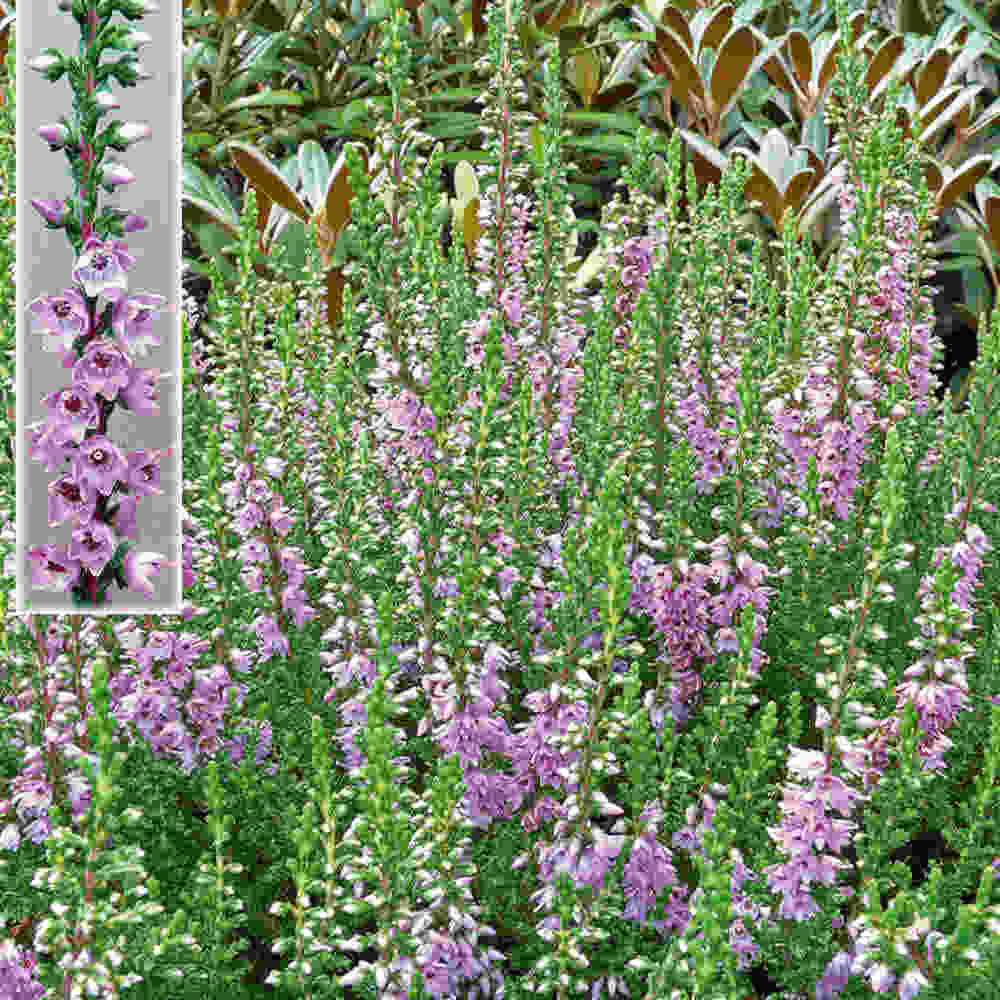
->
<box><xmin>660</xmin><ymin>5</ymin><xmax>693</xmax><ymax>52</ymax></box>
<box><xmin>322</xmin><ymin>143</ymin><xmax>371</xmax><ymax>252</ymax></box>
<box><xmin>865</xmin><ymin>34</ymin><xmax>905</xmax><ymax>97</ymax></box>
<box><xmin>915</xmin><ymin>47</ymin><xmax>952</xmax><ymax>108</ymax></box>
<box><xmin>984</xmin><ymin>196</ymin><xmax>1000</xmax><ymax>253</ymax></box>
<box><xmin>313</xmin><ymin>212</ymin><xmax>337</xmax><ymax>268</ymax></box>
<box><xmin>735</xmin><ymin>154</ymin><xmax>783</xmax><ymax>231</ymax></box>
<box><xmin>816</xmin><ymin>34</ymin><xmax>842</xmax><ymax>97</ymax></box>
<box><xmin>228</xmin><ymin>141</ymin><xmax>310</xmax><ymax>223</ymax></box>
<box><xmin>710</xmin><ymin>26</ymin><xmax>757</xmax><ymax>119</ymax></box>
<box><xmin>785</xmin><ymin>29</ymin><xmax>812</xmax><ymax>88</ymax></box>
<box><xmin>783</xmin><ymin>168</ymin><xmax>817</xmax><ymax>213</ymax></box>
<box><xmin>542</xmin><ymin>0</ymin><xmax>581</xmax><ymax>34</ymax></box>
<box><xmin>654</xmin><ymin>24</ymin><xmax>702</xmax><ymax>107</ymax></box>
<box><xmin>254</xmin><ymin>190</ymin><xmax>273</xmax><ymax>256</ymax></box>
<box><xmin>591</xmin><ymin>82</ymin><xmax>638</xmax><ymax>111</ymax></box>
<box><xmin>462</xmin><ymin>197</ymin><xmax>485</xmax><ymax>267</ymax></box>
<box><xmin>757</xmin><ymin>40</ymin><xmax>796</xmax><ymax>97</ymax></box>
<box><xmin>846</xmin><ymin>9</ymin><xmax>868</xmax><ymax>45</ymax></box>
<box><xmin>918</xmin><ymin>85</ymin><xmax>982</xmax><ymax>149</ymax></box>
<box><xmin>568</xmin><ymin>47</ymin><xmax>601</xmax><ymax>107</ymax></box>
<box><xmin>922</xmin><ymin>158</ymin><xmax>943</xmax><ymax>196</ymax></box>
<box><xmin>677</xmin><ymin>127</ymin><xmax>728</xmax><ymax>189</ymax></box>
<box><xmin>326</xmin><ymin>267</ymin><xmax>347</xmax><ymax>333</ymax></box>
<box><xmin>700</xmin><ymin>3</ymin><xmax>735</xmax><ymax>52</ymax></box>
<box><xmin>803</xmin><ymin>146</ymin><xmax>823</xmax><ymax>182</ymax></box>
<box><xmin>216</xmin><ymin>0</ymin><xmax>252</xmax><ymax>15</ymax></box>
<box><xmin>471</xmin><ymin>0</ymin><xmax>488</xmax><ymax>37</ymax></box>
<box><xmin>936</xmin><ymin>156</ymin><xmax>993</xmax><ymax>214</ymax></box>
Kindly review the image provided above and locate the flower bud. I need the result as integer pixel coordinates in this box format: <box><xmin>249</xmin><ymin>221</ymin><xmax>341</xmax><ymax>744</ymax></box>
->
<box><xmin>38</xmin><ymin>123</ymin><xmax>71</xmax><ymax>150</ymax></box>
<box><xmin>30</xmin><ymin>199</ymin><xmax>69</xmax><ymax>226</ymax></box>
<box><xmin>99</xmin><ymin>162</ymin><xmax>136</xmax><ymax>192</ymax></box>
<box><xmin>27</xmin><ymin>53</ymin><xmax>63</xmax><ymax>76</ymax></box>
<box><xmin>94</xmin><ymin>90</ymin><xmax>120</xmax><ymax>111</ymax></box>
<box><xmin>123</xmin><ymin>30</ymin><xmax>154</xmax><ymax>50</ymax></box>
<box><xmin>118</xmin><ymin>122</ymin><xmax>153</xmax><ymax>144</ymax></box>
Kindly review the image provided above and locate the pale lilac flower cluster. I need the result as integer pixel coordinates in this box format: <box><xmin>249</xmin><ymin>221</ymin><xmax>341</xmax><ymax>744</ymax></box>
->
<box><xmin>0</xmin><ymin>615</ymin><xmax>278</xmax><ymax>853</ymax></box>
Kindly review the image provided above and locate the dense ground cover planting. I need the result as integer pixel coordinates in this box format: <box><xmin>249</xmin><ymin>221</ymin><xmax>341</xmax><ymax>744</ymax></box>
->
<box><xmin>1</xmin><ymin>0</ymin><xmax>1000</xmax><ymax>998</ymax></box>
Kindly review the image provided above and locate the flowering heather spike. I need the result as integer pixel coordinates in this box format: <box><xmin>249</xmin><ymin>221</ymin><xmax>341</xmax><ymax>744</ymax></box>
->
<box><xmin>19</xmin><ymin>0</ymin><xmax>179</xmax><ymax>611</ymax></box>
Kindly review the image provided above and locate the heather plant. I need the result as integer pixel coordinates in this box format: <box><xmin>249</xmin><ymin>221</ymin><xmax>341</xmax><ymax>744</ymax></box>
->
<box><xmin>1</xmin><ymin>0</ymin><xmax>1000</xmax><ymax>997</ymax></box>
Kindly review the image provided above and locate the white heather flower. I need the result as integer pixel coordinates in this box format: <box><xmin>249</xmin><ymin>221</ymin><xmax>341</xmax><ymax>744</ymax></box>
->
<box><xmin>123</xmin><ymin>551</ymin><xmax>178</xmax><ymax>598</ymax></box>
<box><xmin>118</xmin><ymin>122</ymin><xmax>152</xmax><ymax>144</ymax></box>
<box><xmin>27</xmin><ymin>54</ymin><xmax>60</xmax><ymax>73</ymax></box>
<box><xmin>94</xmin><ymin>90</ymin><xmax>119</xmax><ymax>111</ymax></box>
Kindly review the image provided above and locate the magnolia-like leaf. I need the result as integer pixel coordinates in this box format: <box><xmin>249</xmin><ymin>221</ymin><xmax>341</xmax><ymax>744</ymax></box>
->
<box><xmin>567</xmin><ymin>47</ymin><xmax>601</xmax><ymax>107</ymax></box>
<box><xmin>229</xmin><ymin>140</ymin><xmax>310</xmax><ymax>223</ymax></box>
<box><xmin>462</xmin><ymin>197</ymin><xmax>484</xmax><ymax>267</ymax></box>
<box><xmin>220</xmin><ymin>88</ymin><xmax>305</xmax><ymax>115</ymax></box>
<box><xmin>320</xmin><ymin>143</ymin><xmax>371</xmax><ymax>254</ymax></box>
<box><xmin>452</xmin><ymin>159</ymin><xmax>480</xmax><ymax>235</ymax></box>
<box><xmin>711</xmin><ymin>25</ymin><xmax>757</xmax><ymax>118</ymax></box>
<box><xmin>297</xmin><ymin>139</ymin><xmax>330</xmax><ymax>211</ymax></box>
<box><xmin>183</xmin><ymin>158</ymin><xmax>241</xmax><ymax>235</ymax></box>
<box><xmin>570</xmin><ymin>243</ymin><xmax>607</xmax><ymax>291</ymax></box>
<box><xmin>865</xmin><ymin>34</ymin><xmax>906</xmax><ymax>102</ymax></box>
<box><xmin>655</xmin><ymin>24</ymin><xmax>703</xmax><ymax>107</ymax></box>
<box><xmin>936</xmin><ymin>155</ymin><xmax>993</xmax><ymax>213</ymax></box>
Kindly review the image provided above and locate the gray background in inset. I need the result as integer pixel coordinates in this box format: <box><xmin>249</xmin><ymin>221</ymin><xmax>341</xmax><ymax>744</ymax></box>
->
<box><xmin>17</xmin><ymin>0</ymin><xmax>182</xmax><ymax>614</ymax></box>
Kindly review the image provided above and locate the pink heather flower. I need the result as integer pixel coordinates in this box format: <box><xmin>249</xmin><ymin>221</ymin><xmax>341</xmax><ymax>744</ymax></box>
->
<box><xmin>123</xmin><ymin>550</ymin><xmax>177</xmax><ymax>598</ymax></box>
<box><xmin>111</xmin><ymin>292</ymin><xmax>165</xmax><ymax>355</ymax></box>
<box><xmin>25</xmin><ymin>418</ymin><xmax>83</xmax><ymax>474</ymax></box>
<box><xmin>25</xmin><ymin>544</ymin><xmax>82</xmax><ymax>591</ymax></box>
<box><xmin>47</xmin><ymin>473</ymin><xmax>97</xmax><ymax>528</ymax></box>
<box><xmin>27</xmin><ymin>289</ymin><xmax>90</xmax><ymax>351</ymax></box>
<box><xmin>39</xmin><ymin>385</ymin><xmax>100</xmax><ymax>443</ymax></box>
<box><xmin>125</xmin><ymin>447</ymin><xmax>170</xmax><ymax>496</ymax></box>
<box><xmin>71</xmin><ymin>236</ymin><xmax>135</xmax><ymax>301</ymax></box>
<box><xmin>112</xmin><ymin>492</ymin><xmax>140</xmax><ymax>539</ymax></box>
<box><xmin>121</xmin><ymin>212</ymin><xmax>148</xmax><ymax>233</ymax></box>
<box><xmin>68</xmin><ymin>518</ymin><xmax>117</xmax><ymax>576</ymax></box>
<box><xmin>29</xmin><ymin>197</ymin><xmax>69</xmax><ymax>224</ymax></box>
<box><xmin>119</xmin><ymin>366</ymin><xmax>169</xmax><ymax>414</ymax></box>
<box><xmin>37</xmin><ymin>122</ymin><xmax>70</xmax><ymax>149</ymax></box>
<box><xmin>71</xmin><ymin>434</ymin><xmax>129</xmax><ymax>496</ymax></box>
<box><xmin>72</xmin><ymin>337</ymin><xmax>134</xmax><ymax>401</ymax></box>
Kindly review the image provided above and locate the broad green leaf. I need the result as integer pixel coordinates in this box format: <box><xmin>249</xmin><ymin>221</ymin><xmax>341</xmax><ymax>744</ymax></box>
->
<box><xmin>297</xmin><ymin>139</ymin><xmax>331</xmax><ymax>212</ymax></box>
<box><xmin>221</xmin><ymin>89</ymin><xmax>305</xmax><ymax>114</ymax></box>
<box><xmin>183</xmin><ymin>158</ymin><xmax>240</xmax><ymax>230</ymax></box>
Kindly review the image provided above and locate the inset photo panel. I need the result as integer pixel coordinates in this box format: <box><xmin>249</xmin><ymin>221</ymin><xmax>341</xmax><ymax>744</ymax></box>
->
<box><xmin>16</xmin><ymin>0</ymin><xmax>182</xmax><ymax>614</ymax></box>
